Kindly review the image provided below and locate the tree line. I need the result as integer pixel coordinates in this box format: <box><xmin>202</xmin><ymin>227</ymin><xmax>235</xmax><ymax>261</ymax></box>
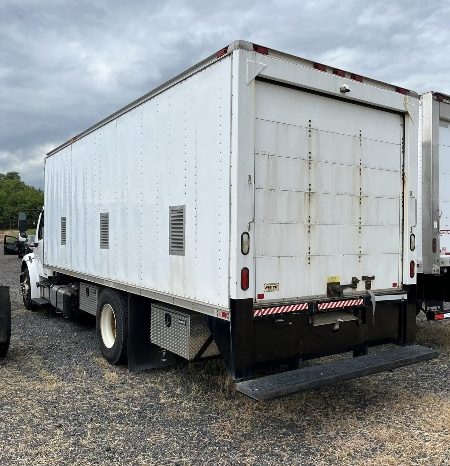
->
<box><xmin>0</xmin><ymin>172</ymin><xmax>44</xmax><ymax>229</ymax></box>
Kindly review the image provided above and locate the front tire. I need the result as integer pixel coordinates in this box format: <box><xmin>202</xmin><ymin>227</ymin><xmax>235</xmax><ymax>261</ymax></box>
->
<box><xmin>96</xmin><ymin>289</ymin><xmax>128</xmax><ymax>365</ymax></box>
<box><xmin>20</xmin><ymin>267</ymin><xmax>36</xmax><ymax>311</ymax></box>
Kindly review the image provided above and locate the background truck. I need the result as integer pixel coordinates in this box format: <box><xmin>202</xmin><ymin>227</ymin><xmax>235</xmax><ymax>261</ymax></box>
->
<box><xmin>417</xmin><ymin>92</ymin><xmax>450</xmax><ymax>319</ymax></box>
<box><xmin>20</xmin><ymin>40</ymin><xmax>436</xmax><ymax>399</ymax></box>
<box><xmin>0</xmin><ymin>286</ymin><xmax>11</xmax><ymax>357</ymax></box>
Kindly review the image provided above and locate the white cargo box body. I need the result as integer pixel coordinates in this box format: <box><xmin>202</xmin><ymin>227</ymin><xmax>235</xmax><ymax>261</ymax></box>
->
<box><xmin>45</xmin><ymin>41</ymin><xmax>418</xmax><ymax>317</ymax></box>
<box><xmin>419</xmin><ymin>92</ymin><xmax>450</xmax><ymax>273</ymax></box>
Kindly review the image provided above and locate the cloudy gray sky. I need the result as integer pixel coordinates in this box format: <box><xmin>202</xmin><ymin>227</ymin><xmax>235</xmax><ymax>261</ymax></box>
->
<box><xmin>1</xmin><ymin>0</ymin><xmax>449</xmax><ymax>188</ymax></box>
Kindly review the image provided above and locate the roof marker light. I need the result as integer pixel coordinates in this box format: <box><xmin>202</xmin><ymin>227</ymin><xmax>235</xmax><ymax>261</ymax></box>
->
<box><xmin>313</xmin><ymin>63</ymin><xmax>327</xmax><ymax>72</ymax></box>
<box><xmin>215</xmin><ymin>47</ymin><xmax>228</xmax><ymax>58</ymax></box>
<box><xmin>253</xmin><ymin>44</ymin><xmax>269</xmax><ymax>55</ymax></box>
<box><xmin>396</xmin><ymin>87</ymin><xmax>408</xmax><ymax>95</ymax></box>
<box><xmin>333</xmin><ymin>69</ymin><xmax>346</xmax><ymax>77</ymax></box>
<box><xmin>350</xmin><ymin>73</ymin><xmax>363</xmax><ymax>82</ymax></box>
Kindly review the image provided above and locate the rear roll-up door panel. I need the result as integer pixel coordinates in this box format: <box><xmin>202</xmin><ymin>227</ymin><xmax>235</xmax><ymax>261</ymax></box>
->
<box><xmin>254</xmin><ymin>80</ymin><xmax>404</xmax><ymax>300</ymax></box>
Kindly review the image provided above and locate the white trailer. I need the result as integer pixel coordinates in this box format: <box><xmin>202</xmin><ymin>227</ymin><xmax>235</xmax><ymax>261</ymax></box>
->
<box><xmin>417</xmin><ymin>92</ymin><xmax>450</xmax><ymax>320</ymax></box>
<box><xmin>21</xmin><ymin>41</ymin><xmax>436</xmax><ymax>399</ymax></box>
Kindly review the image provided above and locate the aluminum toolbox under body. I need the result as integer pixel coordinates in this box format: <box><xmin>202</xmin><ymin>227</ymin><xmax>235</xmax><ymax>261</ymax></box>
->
<box><xmin>79</xmin><ymin>282</ymin><xmax>99</xmax><ymax>316</ymax></box>
<box><xmin>150</xmin><ymin>304</ymin><xmax>219</xmax><ymax>360</ymax></box>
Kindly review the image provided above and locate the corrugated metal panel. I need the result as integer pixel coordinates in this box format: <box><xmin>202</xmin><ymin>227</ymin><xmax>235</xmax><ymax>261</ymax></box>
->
<box><xmin>439</xmin><ymin>122</ymin><xmax>450</xmax><ymax>255</ymax></box>
<box><xmin>254</xmin><ymin>80</ymin><xmax>404</xmax><ymax>299</ymax></box>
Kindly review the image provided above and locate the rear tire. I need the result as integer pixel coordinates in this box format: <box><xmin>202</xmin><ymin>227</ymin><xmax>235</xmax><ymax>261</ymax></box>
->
<box><xmin>96</xmin><ymin>289</ymin><xmax>128</xmax><ymax>365</ymax></box>
<box><xmin>20</xmin><ymin>267</ymin><xmax>37</xmax><ymax>311</ymax></box>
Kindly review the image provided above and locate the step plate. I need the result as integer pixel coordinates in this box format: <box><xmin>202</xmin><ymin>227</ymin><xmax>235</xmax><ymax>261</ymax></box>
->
<box><xmin>236</xmin><ymin>345</ymin><xmax>438</xmax><ymax>401</ymax></box>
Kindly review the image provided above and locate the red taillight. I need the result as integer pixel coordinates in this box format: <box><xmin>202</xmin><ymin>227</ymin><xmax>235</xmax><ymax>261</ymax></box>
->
<box><xmin>333</xmin><ymin>69</ymin><xmax>346</xmax><ymax>77</ymax></box>
<box><xmin>396</xmin><ymin>87</ymin><xmax>408</xmax><ymax>95</ymax></box>
<box><xmin>410</xmin><ymin>260</ymin><xmax>415</xmax><ymax>278</ymax></box>
<box><xmin>313</xmin><ymin>63</ymin><xmax>327</xmax><ymax>72</ymax></box>
<box><xmin>257</xmin><ymin>293</ymin><xmax>264</xmax><ymax>300</ymax></box>
<box><xmin>241</xmin><ymin>267</ymin><xmax>249</xmax><ymax>291</ymax></box>
<box><xmin>218</xmin><ymin>310</ymin><xmax>230</xmax><ymax>320</ymax></box>
<box><xmin>435</xmin><ymin>314</ymin><xmax>445</xmax><ymax>320</ymax></box>
<box><xmin>253</xmin><ymin>44</ymin><xmax>269</xmax><ymax>55</ymax></box>
<box><xmin>216</xmin><ymin>47</ymin><xmax>228</xmax><ymax>58</ymax></box>
<box><xmin>350</xmin><ymin>73</ymin><xmax>363</xmax><ymax>82</ymax></box>
<box><xmin>432</xmin><ymin>238</ymin><xmax>437</xmax><ymax>253</ymax></box>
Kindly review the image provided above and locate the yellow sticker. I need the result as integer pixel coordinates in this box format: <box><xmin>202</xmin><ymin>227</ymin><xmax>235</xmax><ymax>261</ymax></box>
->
<box><xmin>327</xmin><ymin>275</ymin><xmax>341</xmax><ymax>283</ymax></box>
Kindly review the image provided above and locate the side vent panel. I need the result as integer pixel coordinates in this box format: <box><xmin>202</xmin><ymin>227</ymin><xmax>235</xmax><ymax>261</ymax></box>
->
<box><xmin>100</xmin><ymin>212</ymin><xmax>109</xmax><ymax>249</ymax></box>
<box><xmin>169</xmin><ymin>206</ymin><xmax>185</xmax><ymax>256</ymax></box>
<box><xmin>61</xmin><ymin>217</ymin><xmax>67</xmax><ymax>245</ymax></box>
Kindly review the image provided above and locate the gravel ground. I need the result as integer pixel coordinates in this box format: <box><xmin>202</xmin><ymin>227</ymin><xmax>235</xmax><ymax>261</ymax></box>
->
<box><xmin>1</xmin><ymin>248</ymin><xmax>450</xmax><ymax>465</ymax></box>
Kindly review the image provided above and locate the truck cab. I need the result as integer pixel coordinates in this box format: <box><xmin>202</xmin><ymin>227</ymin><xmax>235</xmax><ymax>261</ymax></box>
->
<box><xmin>20</xmin><ymin>208</ymin><xmax>47</xmax><ymax>309</ymax></box>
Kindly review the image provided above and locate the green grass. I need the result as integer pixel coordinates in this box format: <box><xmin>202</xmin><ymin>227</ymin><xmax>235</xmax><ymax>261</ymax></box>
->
<box><xmin>0</xmin><ymin>228</ymin><xmax>36</xmax><ymax>237</ymax></box>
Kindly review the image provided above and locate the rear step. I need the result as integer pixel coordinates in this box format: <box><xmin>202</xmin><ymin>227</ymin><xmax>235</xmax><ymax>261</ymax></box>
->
<box><xmin>236</xmin><ymin>345</ymin><xmax>438</xmax><ymax>401</ymax></box>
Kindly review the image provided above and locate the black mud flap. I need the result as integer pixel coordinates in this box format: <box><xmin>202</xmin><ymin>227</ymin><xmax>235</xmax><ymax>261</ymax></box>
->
<box><xmin>236</xmin><ymin>345</ymin><xmax>438</xmax><ymax>401</ymax></box>
<box><xmin>0</xmin><ymin>286</ymin><xmax>11</xmax><ymax>357</ymax></box>
<box><xmin>127</xmin><ymin>295</ymin><xmax>176</xmax><ymax>372</ymax></box>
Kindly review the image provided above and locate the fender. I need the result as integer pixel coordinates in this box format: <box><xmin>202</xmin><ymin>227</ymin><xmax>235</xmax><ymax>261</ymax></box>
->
<box><xmin>21</xmin><ymin>253</ymin><xmax>42</xmax><ymax>300</ymax></box>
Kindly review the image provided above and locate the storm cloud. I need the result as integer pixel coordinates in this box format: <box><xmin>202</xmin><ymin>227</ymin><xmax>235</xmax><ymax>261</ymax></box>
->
<box><xmin>1</xmin><ymin>0</ymin><xmax>449</xmax><ymax>188</ymax></box>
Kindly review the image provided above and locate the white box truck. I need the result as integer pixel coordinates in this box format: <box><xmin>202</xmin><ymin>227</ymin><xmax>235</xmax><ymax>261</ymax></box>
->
<box><xmin>21</xmin><ymin>40</ymin><xmax>436</xmax><ymax>399</ymax></box>
<box><xmin>417</xmin><ymin>92</ymin><xmax>450</xmax><ymax>320</ymax></box>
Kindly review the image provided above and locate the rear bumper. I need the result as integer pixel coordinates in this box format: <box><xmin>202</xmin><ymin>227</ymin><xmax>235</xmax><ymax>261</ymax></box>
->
<box><xmin>209</xmin><ymin>293</ymin><xmax>415</xmax><ymax>380</ymax></box>
<box><xmin>252</xmin><ymin>291</ymin><xmax>407</xmax><ymax>318</ymax></box>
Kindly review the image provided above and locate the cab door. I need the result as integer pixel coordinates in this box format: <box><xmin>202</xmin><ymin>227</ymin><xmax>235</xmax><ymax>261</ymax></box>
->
<box><xmin>34</xmin><ymin>209</ymin><xmax>45</xmax><ymax>269</ymax></box>
<box><xmin>3</xmin><ymin>235</ymin><xmax>18</xmax><ymax>255</ymax></box>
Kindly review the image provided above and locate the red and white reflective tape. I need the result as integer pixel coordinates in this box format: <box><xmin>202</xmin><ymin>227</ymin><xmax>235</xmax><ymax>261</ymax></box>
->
<box><xmin>253</xmin><ymin>303</ymin><xmax>308</xmax><ymax>317</ymax></box>
<box><xmin>433</xmin><ymin>312</ymin><xmax>450</xmax><ymax>320</ymax></box>
<box><xmin>318</xmin><ymin>298</ymin><xmax>364</xmax><ymax>310</ymax></box>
